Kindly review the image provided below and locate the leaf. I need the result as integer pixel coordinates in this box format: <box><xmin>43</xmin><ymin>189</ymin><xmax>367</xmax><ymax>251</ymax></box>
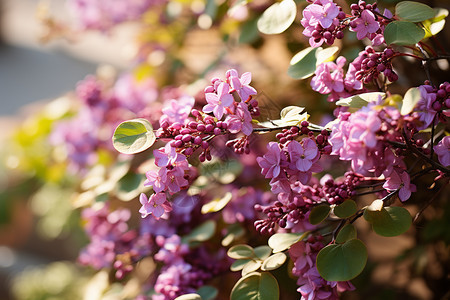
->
<box><xmin>197</xmin><ymin>286</ymin><xmax>218</xmax><ymax>300</ymax></box>
<box><xmin>400</xmin><ymin>87</ymin><xmax>422</xmax><ymax>115</ymax></box>
<box><xmin>395</xmin><ymin>1</ymin><xmax>435</xmax><ymax>22</ymax></box>
<box><xmin>201</xmin><ymin>192</ymin><xmax>233</xmax><ymax>214</ymax></box>
<box><xmin>384</xmin><ymin>21</ymin><xmax>425</xmax><ymax>46</ymax></box>
<box><xmin>336</xmin><ymin>92</ymin><xmax>385</xmax><ymax>108</ymax></box>
<box><xmin>242</xmin><ymin>260</ymin><xmax>262</xmax><ymax>276</ymax></box>
<box><xmin>239</xmin><ymin>17</ymin><xmax>260</xmax><ymax>44</ymax></box>
<box><xmin>316</xmin><ymin>239</ymin><xmax>368</xmax><ymax>281</ymax></box>
<box><xmin>261</xmin><ymin>253</ymin><xmax>287</xmax><ymax>271</ymax></box>
<box><xmin>228</xmin><ymin>244</ymin><xmax>255</xmax><ymax>259</ymax></box>
<box><xmin>364</xmin><ymin>206</ymin><xmax>412</xmax><ymax>237</ymax></box>
<box><xmin>335</xmin><ymin>223</ymin><xmax>357</xmax><ymax>244</ymax></box>
<box><xmin>116</xmin><ymin>172</ymin><xmax>145</xmax><ymax>201</ymax></box>
<box><xmin>423</xmin><ymin>8</ymin><xmax>449</xmax><ymax>38</ymax></box>
<box><xmin>309</xmin><ymin>205</ymin><xmax>331</xmax><ymax>225</ymax></box>
<box><xmin>287</xmin><ymin>47</ymin><xmax>320</xmax><ymax>79</ymax></box>
<box><xmin>112</xmin><ymin>118</ymin><xmax>156</xmax><ymax>154</ymax></box>
<box><xmin>254</xmin><ymin>245</ymin><xmax>272</xmax><ymax>260</ymax></box>
<box><xmin>268</xmin><ymin>232</ymin><xmax>309</xmax><ymax>253</ymax></box>
<box><xmin>175</xmin><ymin>294</ymin><xmax>202</xmax><ymax>300</ymax></box>
<box><xmin>182</xmin><ymin>220</ymin><xmax>216</xmax><ymax>244</ymax></box>
<box><xmin>257</xmin><ymin>0</ymin><xmax>296</xmax><ymax>34</ymax></box>
<box><xmin>231</xmin><ymin>259</ymin><xmax>253</xmax><ymax>271</ymax></box>
<box><xmin>231</xmin><ymin>272</ymin><xmax>279</xmax><ymax>300</ymax></box>
<box><xmin>334</xmin><ymin>200</ymin><xmax>358</xmax><ymax>219</ymax></box>
<box><xmin>315</xmin><ymin>46</ymin><xmax>340</xmax><ymax>65</ymax></box>
<box><xmin>222</xmin><ymin>224</ymin><xmax>245</xmax><ymax>247</ymax></box>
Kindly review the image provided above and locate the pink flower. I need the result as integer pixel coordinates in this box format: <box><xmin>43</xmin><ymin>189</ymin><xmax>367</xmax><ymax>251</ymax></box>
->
<box><xmin>257</xmin><ymin>142</ymin><xmax>282</xmax><ymax>178</ymax></box>
<box><xmin>203</xmin><ymin>82</ymin><xmax>234</xmax><ymax>119</ymax></box>
<box><xmin>165</xmin><ymin>164</ymin><xmax>189</xmax><ymax>194</ymax></box>
<box><xmin>225</xmin><ymin>102</ymin><xmax>253</xmax><ymax>135</ymax></box>
<box><xmin>161</xmin><ymin>96</ymin><xmax>195</xmax><ymax>125</ymax></box>
<box><xmin>288</xmin><ymin>139</ymin><xmax>319</xmax><ymax>172</ymax></box>
<box><xmin>226</xmin><ymin>69</ymin><xmax>257</xmax><ymax>101</ymax></box>
<box><xmin>383</xmin><ymin>169</ymin><xmax>416</xmax><ymax>202</ymax></box>
<box><xmin>144</xmin><ymin>168</ymin><xmax>167</xmax><ymax>193</ymax></box>
<box><xmin>351</xmin><ymin>10</ymin><xmax>380</xmax><ymax>40</ymax></box>
<box><xmin>435</xmin><ymin>136</ymin><xmax>450</xmax><ymax>167</ymax></box>
<box><xmin>139</xmin><ymin>193</ymin><xmax>173</xmax><ymax>219</ymax></box>
<box><xmin>154</xmin><ymin>143</ymin><xmax>186</xmax><ymax>167</ymax></box>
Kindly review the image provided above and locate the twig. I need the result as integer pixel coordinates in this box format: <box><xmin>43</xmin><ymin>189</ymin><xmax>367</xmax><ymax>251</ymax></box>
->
<box><xmin>413</xmin><ymin>179</ymin><xmax>449</xmax><ymax>224</ymax></box>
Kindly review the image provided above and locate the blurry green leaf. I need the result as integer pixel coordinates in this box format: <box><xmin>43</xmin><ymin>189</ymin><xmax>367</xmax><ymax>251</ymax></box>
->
<box><xmin>335</xmin><ymin>223</ymin><xmax>357</xmax><ymax>244</ymax></box>
<box><xmin>261</xmin><ymin>253</ymin><xmax>287</xmax><ymax>271</ymax></box>
<box><xmin>336</xmin><ymin>92</ymin><xmax>385</xmax><ymax>108</ymax></box>
<box><xmin>268</xmin><ymin>232</ymin><xmax>309</xmax><ymax>253</ymax></box>
<box><xmin>112</xmin><ymin>118</ymin><xmax>155</xmax><ymax>154</ymax></box>
<box><xmin>116</xmin><ymin>172</ymin><xmax>144</xmax><ymax>201</ymax></box>
<box><xmin>231</xmin><ymin>272</ymin><xmax>279</xmax><ymax>300</ymax></box>
<box><xmin>315</xmin><ymin>46</ymin><xmax>340</xmax><ymax>65</ymax></box>
<box><xmin>239</xmin><ymin>17</ymin><xmax>260</xmax><ymax>44</ymax></box>
<box><xmin>423</xmin><ymin>8</ymin><xmax>448</xmax><ymax>37</ymax></box>
<box><xmin>254</xmin><ymin>245</ymin><xmax>272</xmax><ymax>260</ymax></box>
<box><xmin>364</xmin><ymin>206</ymin><xmax>412</xmax><ymax>237</ymax></box>
<box><xmin>257</xmin><ymin>0</ymin><xmax>296</xmax><ymax>34</ymax></box>
<box><xmin>228</xmin><ymin>244</ymin><xmax>255</xmax><ymax>259</ymax></box>
<box><xmin>384</xmin><ymin>21</ymin><xmax>425</xmax><ymax>45</ymax></box>
<box><xmin>231</xmin><ymin>259</ymin><xmax>252</xmax><ymax>271</ymax></box>
<box><xmin>309</xmin><ymin>205</ymin><xmax>331</xmax><ymax>225</ymax></box>
<box><xmin>287</xmin><ymin>47</ymin><xmax>320</xmax><ymax>79</ymax></box>
<box><xmin>334</xmin><ymin>200</ymin><xmax>358</xmax><ymax>219</ymax></box>
<box><xmin>201</xmin><ymin>192</ymin><xmax>233</xmax><ymax>214</ymax></box>
<box><xmin>175</xmin><ymin>294</ymin><xmax>202</xmax><ymax>300</ymax></box>
<box><xmin>316</xmin><ymin>239</ymin><xmax>368</xmax><ymax>281</ymax></box>
<box><xmin>395</xmin><ymin>1</ymin><xmax>435</xmax><ymax>22</ymax></box>
<box><xmin>182</xmin><ymin>220</ymin><xmax>216</xmax><ymax>244</ymax></box>
<box><xmin>401</xmin><ymin>87</ymin><xmax>421</xmax><ymax>115</ymax></box>
<box><xmin>197</xmin><ymin>286</ymin><xmax>218</xmax><ymax>300</ymax></box>
<box><xmin>222</xmin><ymin>223</ymin><xmax>245</xmax><ymax>247</ymax></box>
<box><xmin>242</xmin><ymin>260</ymin><xmax>262</xmax><ymax>276</ymax></box>
<box><xmin>201</xmin><ymin>159</ymin><xmax>243</xmax><ymax>184</ymax></box>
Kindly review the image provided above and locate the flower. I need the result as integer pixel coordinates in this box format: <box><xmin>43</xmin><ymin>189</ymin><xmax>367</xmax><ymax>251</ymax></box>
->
<box><xmin>139</xmin><ymin>193</ymin><xmax>173</xmax><ymax>219</ymax></box>
<box><xmin>225</xmin><ymin>102</ymin><xmax>253</xmax><ymax>135</ymax></box>
<box><xmin>257</xmin><ymin>142</ymin><xmax>282</xmax><ymax>178</ymax></box>
<box><xmin>351</xmin><ymin>10</ymin><xmax>380</xmax><ymax>40</ymax></box>
<box><xmin>227</xmin><ymin>69</ymin><xmax>257</xmax><ymax>102</ymax></box>
<box><xmin>435</xmin><ymin>136</ymin><xmax>450</xmax><ymax>167</ymax></box>
<box><xmin>203</xmin><ymin>82</ymin><xmax>234</xmax><ymax>119</ymax></box>
<box><xmin>288</xmin><ymin>139</ymin><xmax>319</xmax><ymax>172</ymax></box>
<box><xmin>383</xmin><ymin>169</ymin><xmax>416</xmax><ymax>202</ymax></box>
<box><xmin>154</xmin><ymin>143</ymin><xmax>186</xmax><ymax>168</ymax></box>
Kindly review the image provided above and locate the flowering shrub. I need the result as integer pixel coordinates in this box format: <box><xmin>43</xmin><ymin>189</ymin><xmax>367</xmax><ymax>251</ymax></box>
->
<box><xmin>3</xmin><ymin>0</ymin><xmax>450</xmax><ymax>299</ymax></box>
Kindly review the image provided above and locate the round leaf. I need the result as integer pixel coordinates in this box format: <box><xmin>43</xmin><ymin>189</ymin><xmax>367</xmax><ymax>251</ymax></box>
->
<box><xmin>175</xmin><ymin>294</ymin><xmax>202</xmax><ymax>300</ymax></box>
<box><xmin>231</xmin><ymin>272</ymin><xmax>279</xmax><ymax>300</ymax></box>
<box><xmin>395</xmin><ymin>1</ymin><xmax>435</xmax><ymax>22</ymax></box>
<box><xmin>201</xmin><ymin>192</ymin><xmax>233</xmax><ymax>214</ymax></box>
<box><xmin>261</xmin><ymin>253</ymin><xmax>287</xmax><ymax>271</ymax></box>
<box><xmin>423</xmin><ymin>8</ymin><xmax>449</xmax><ymax>38</ymax></box>
<box><xmin>182</xmin><ymin>220</ymin><xmax>216</xmax><ymax>244</ymax></box>
<box><xmin>197</xmin><ymin>286</ymin><xmax>218</xmax><ymax>300</ymax></box>
<box><xmin>334</xmin><ymin>200</ymin><xmax>358</xmax><ymax>219</ymax></box>
<box><xmin>309</xmin><ymin>205</ymin><xmax>331</xmax><ymax>225</ymax></box>
<box><xmin>316</xmin><ymin>239</ymin><xmax>368</xmax><ymax>281</ymax></box>
<box><xmin>364</xmin><ymin>206</ymin><xmax>412</xmax><ymax>237</ymax></box>
<box><xmin>316</xmin><ymin>46</ymin><xmax>340</xmax><ymax>65</ymax></box>
<box><xmin>242</xmin><ymin>260</ymin><xmax>262</xmax><ymax>276</ymax></box>
<box><xmin>231</xmin><ymin>259</ymin><xmax>252</xmax><ymax>271</ymax></box>
<box><xmin>287</xmin><ymin>47</ymin><xmax>320</xmax><ymax>79</ymax></box>
<box><xmin>335</xmin><ymin>223</ymin><xmax>357</xmax><ymax>244</ymax></box>
<box><xmin>268</xmin><ymin>232</ymin><xmax>309</xmax><ymax>253</ymax></box>
<box><xmin>112</xmin><ymin>118</ymin><xmax>155</xmax><ymax>154</ymax></box>
<box><xmin>228</xmin><ymin>245</ymin><xmax>255</xmax><ymax>259</ymax></box>
<box><xmin>400</xmin><ymin>87</ymin><xmax>421</xmax><ymax>115</ymax></box>
<box><xmin>254</xmin><ymin>245</ymin><xmax>272</xmax><ymax>260</ymax></box>
<box><xmin>336</xmin><ymin>92</ymin><xmax>385</xmax><ymax>108</ymax></box>
<box><xmin>384</xmin><ymin>21</ymin><xmax>425</xmax><ymax>46</ymax></box>
<box><xmin>257</xmin><ymin>0</ymin><xmax>297</xmax><ymax>34</ymax></box>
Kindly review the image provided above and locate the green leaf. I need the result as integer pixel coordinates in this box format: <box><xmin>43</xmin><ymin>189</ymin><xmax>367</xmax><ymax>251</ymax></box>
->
<box><xmin>268</xmin><ymin>232</ymin><xmax>309</xmax><ymax>253</ymax></box>
<box><xmin>287</xmin><ymin>47</ymin><xmax>320</xmax><ymax>79</ymax></box>
<box><xmin>316</xmin><ymin>239</ymin><xmax>368</xmax><ymax>281</ymax></box>
<box><xmin>222</xmin><ymin>224</ymin><xmax>245</xmax><ymax>247</ymax></box>
<box><xmin>201</xmin><ymin>192</ymin><xmax>233</xmax><ymax>214</ymax></box>
<box><xmin>395</xmin><ymin>1</ymin><xmax>435</xmax><ymax>22</ymax></box>
<box><xmin>334</xmin><ymin>200</ymin><xmax>358</xmax><ymax>219</ymax></box>
<box><xmin>261</xmin><ymin>253</ymin><xmax>287</xmax><ymax>271</ymax></box>
<box><xmin>182</xmin><ymin>220</ymin><xmax>216</xmax><ymax>244</ymax></box>
<box><xmin>200</xmin><ymin>159</ymin><xmax>243</xmax><ymax>184</ymax></box>
<box><xmin>112</xmin><ymin>118</ymin><xmax>155</xmax><ymax>154</ymax></box>
<box><xmin>231</xmin><ymin>259</ymin><xmax>253</xmax><ymax>271</ymax></box>
<box><xmin>242</xmin><ymin>260</ymin><xmax>262</xmax><ymax>276</ymax></box>
<box><xmin>364</xmin><ymin>206</ymin><xmax>412</xmax><ymax>237</ymax></box>
<box><xmin>197</xmin><ymin>286</ymin><xmax>218</xmax><ymax>300</ymax></box>
<box><xmin>400</xmin><ymin>87</ymin><xmax>422</xmax><ymax>115</ymax></box>
<box><xmin>174</xmin><ymin>294</ymin><xmax>202</xmax><ymax>300</ymax></box>
<box><xmin>423</xmin><ymin>8</ymin><xmax>449</xmax><ymax>38</ymax></box>
<box><xmin>239</xmin><ymin>17</ymin><xmax>260</xmax><ymax>44</ymax></box>
<box><xmin>384</xmin><ymin>21</ymin><xmax>425</xmax><ymax>45</ymax></box>
<box><xmin>254</xmin><ymin>245</ymin><xmax>272</xmax><ymax>260</ymax></box>
<box><xmin>257</xmin><ymin>0</ymin><xmax>296</xmax><ymax>34</ymax></box>
<box><xmin>335</xmin><ymin>223</ymin><xmax>357</xmax><ymax>244</ymax></box>
<box><xmin>315</xmin><ymin>46</ymin><xmax>340</xmax><ymax>65</ymax></box>
<box><xmin>309</xmin><ymin>205</ymin><xmax>331</xmax><ymax>225</ymax></box>
<box><xmin>228</xmin><ymin>244</ymin><xmax>255</xmax><ymax>259</ymax></box>
<box><xmin>231</xmin><ymin>272</ymin><xmax>279</xmax><ymax>300</ymax></box>
<box><xmin>336</xmin><ymin>92</ymin><xmax>385</xmax><ymax>108</ymax></box>
<box><xmin>116</xmin><ymin>172</ymin><xmax>144</xmax><ymax>201</ymax></box>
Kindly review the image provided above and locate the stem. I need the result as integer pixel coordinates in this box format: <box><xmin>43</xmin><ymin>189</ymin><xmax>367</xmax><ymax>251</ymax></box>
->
<box><xmin>430</xmin><ymin>113</ymin><xmax>437</xmax><ymax>159</ymax></box>
<box><xmin>416</xmin><ymin>43</ymin><xmax>433</xmax><ymax>86</ymax></box>
<box><xmin>419</xmin><ymin>41</ymin><xmax>437</xmax><ymax>57</ymax></box>
<box><xmin>413</xmin><ymin>178</ymin><xmax>449</xmax><ymax>224</ymax></box>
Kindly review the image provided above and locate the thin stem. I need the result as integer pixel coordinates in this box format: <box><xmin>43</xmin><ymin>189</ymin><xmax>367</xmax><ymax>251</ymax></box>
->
<box><xmin>419</xmin><ymin>41</ymin><xmax>437</xmax><ymax>57</ymax></box>
<box><xmin>416</xmin><ymin>43</ymin><xmax>433</xmax><ymax>86</ymax></box>
<box><xmin>430</xmin><ymin>113</ymin><xmax>437</xmax><ymax>159</ymax></box>
<box><xmin>413</xmin><ymin>179</ymin><xmax>449</xmax><ymax>224</ymax></box>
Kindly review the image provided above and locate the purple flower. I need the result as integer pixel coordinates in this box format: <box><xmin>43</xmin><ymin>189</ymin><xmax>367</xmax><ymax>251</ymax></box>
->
<box><xmin>227</xmin><ymin>69</ymin><xmax>257</xmax><ymax>101</ymax></box>
<box><xmin>383</xmin><ymin>169</ymin><xmax>416</xmax><ymax>202</ymax></box>
<box><xmin>154</xmin><ymin>143</ymin><xmax>186</xmax><ymax>168</ymax></box>
<box><xmin>225</xmin><ymin>102</ymin><xmax>253</xmax><ymax>135</ymax></box>
<box><xmin>203</xmin><ymin>82</ymin><xmax>234</xmax><ymax>119</ymax></box>
<box><xmin>139</xmin><ymin>193</ymin><xmax>173</xmax><ymax>219</ymax></box>
<box><xmin>351</xmin><ymin>10</ymin><xmax>380</xmax><ymax>40</ymax></box>
<box><xmin>288</xmin><ymin>139</ymin><xmax>319</xmax><ymax>172</ymax></box>
<box><xmin>257</xmin><ymin>142</ymin><xmax>282</xmax><ymax>178</ymax></box>
<box><xmin>144</xmin><ymin>168</ymin><xmax>168</xmax><ymax>193</ymax></box>
<box><xmin>161</xmin><ymin>96</ymin><xmax>195</xmax><ymax>125</ymax></box>
<box><xmin>435</xmin><ymin>136</ymin><xmax>450</xmax><ymax>167</ymax></box>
